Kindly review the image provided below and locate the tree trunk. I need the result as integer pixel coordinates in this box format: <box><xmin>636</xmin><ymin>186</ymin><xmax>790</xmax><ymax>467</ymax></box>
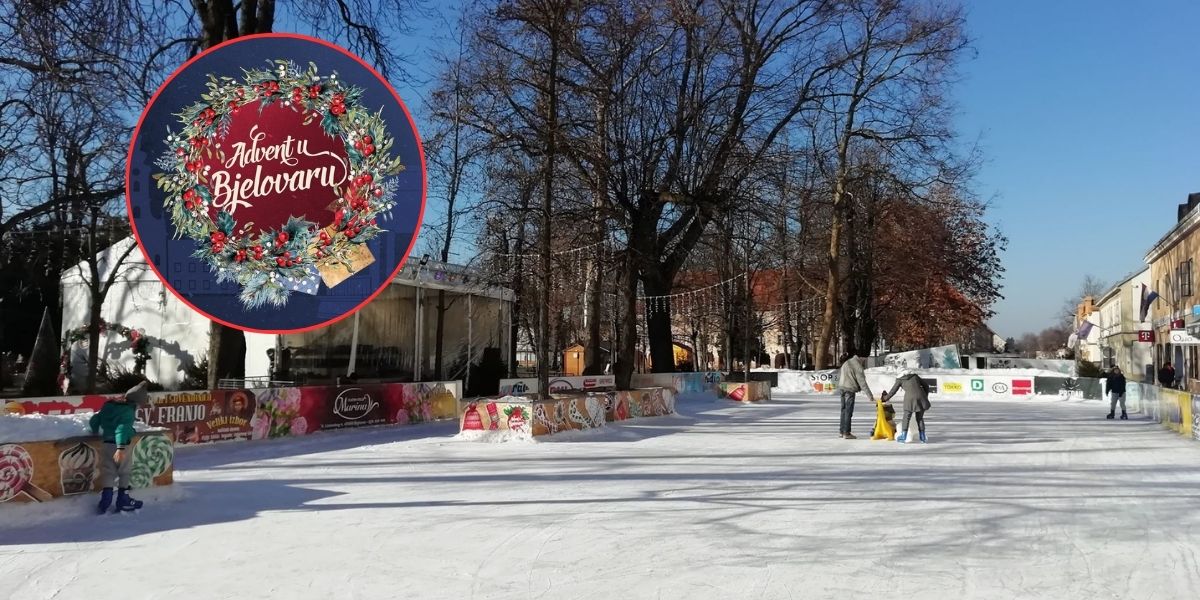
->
<box><xmin>642</xmin><ymin>267</ymin><xmax>676</xmax><ymax>373</ymax></box>
<box><xmin>584</xmin><ymin>249</ymin><xmax>604</xmax><ymax>375</ymax></box>
<box><xmin>816</xmin><ymin>188</ymin><xmax>846</xmax><ymax>368</ymax></box>
<box><xmin>84</xmin><ymin>293</ymin><xmax>103</xmax><ymax>393</ymax></box>
<box><xmin>536</xmin><ymin>7</ymin><xmax>563</xmax><ymax>399</ymax></box>
<box><xmin>198</xmin><ymin>2</ymin><xmax>270</xmax><ymax>390</ymax></box>
<box><xmin>613</xmin><ymin>247</ymin><xmax>639</xmax><ymax>389</ymax></box>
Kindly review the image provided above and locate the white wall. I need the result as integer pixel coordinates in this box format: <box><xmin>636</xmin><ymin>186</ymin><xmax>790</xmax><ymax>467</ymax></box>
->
<box><xmin>60</xmin><ymin>239</ymin><xmax>209</xmax><ymax>389</ymax></box>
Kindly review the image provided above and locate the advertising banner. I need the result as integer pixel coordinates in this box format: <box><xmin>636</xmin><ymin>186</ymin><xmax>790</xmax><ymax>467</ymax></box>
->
<box><xmin>498</xmin><ymin>375</ymin><xmax>616</xmax><ymax>396</ymax></box>
<box><xmin>1</xmin><ymin>432</ymin><xmax>174</xmax><ymax>504</ymax></box>
<box><xmin>1193</xmin><ymin>394</ymin><xmax>1200</xmax><ymax>441</ymax></box>
<box><xmin>777</xmin><ymin>370</ymin><xmax>840</xmax><ymax>394</ymax></box>
<box><xmin>139</xmin><ymin>390</ymin><xmax>255</xmax><ymax>444</ymax></box>
<box><xmin>4</xmin><ymin>394</ymin><xmax>116</xmax><ymax>416</ymax></box>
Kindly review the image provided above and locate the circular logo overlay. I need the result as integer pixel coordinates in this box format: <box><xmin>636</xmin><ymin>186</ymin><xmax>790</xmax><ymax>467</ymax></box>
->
<box><xmin>126</xmin><ymin>34</ymin><xmax>425</xmax><ymax>333</ymax></box>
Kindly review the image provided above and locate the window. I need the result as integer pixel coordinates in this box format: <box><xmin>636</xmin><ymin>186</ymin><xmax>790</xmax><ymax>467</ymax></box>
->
<box><xmin>1183</xmin><ymin>260</ymin><xmax>1195</xmax><ymax>297</ymax></box>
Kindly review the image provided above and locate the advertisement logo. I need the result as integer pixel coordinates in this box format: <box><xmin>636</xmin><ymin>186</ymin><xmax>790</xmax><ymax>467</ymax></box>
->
<box><xmin>943</xmin><ymin>382</ymin><xmax>963</xmax><ymax>393</ymax></box>
<box><xmin>970</xmin><ymin>379</ymin><xmax>984</xmax><ymax>392</ymax></box>
<box><xmin>548</xmin><ymin>379</ymin><xmax>575</xmax><ymax>393</ymax></box>
<box><xmin>510</xmin><ymin>382</ymin><xmax>529</xmax><ymax>395</ymax></box>
<box><xmin>921</xmin><ymin>378</ymin><xmax>939</xmax><ymax>394</ymax></box>
<box><xmin>1012</xmin><ymin>379</ymin><xmax>1033</xmax><ymax>395</ymax></box>
<box><xmin>334</xmin><ymin>388</ymin><xmax>379</xmax><ymax>420</ymax></box>
<box><xmin>126</xmin><ymin>34</ymin><xmax>426</xmax><ymax>333</ymax></box>
<box><xmin>992</xmin><ymin>382</ymin><xmax>1009</xmax><ymax>394</ymax></box>
<box><xmin>583</xmin><ymin>378</ymin><xmax>597</xmax><ymax>389</ymax></box>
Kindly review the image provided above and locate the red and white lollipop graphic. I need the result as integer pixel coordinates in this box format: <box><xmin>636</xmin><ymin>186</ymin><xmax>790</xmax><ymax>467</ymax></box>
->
<box><xmin>1</xmin><ymin>444</ymin><xmax>52</xmax><ymax>502</ymax></box>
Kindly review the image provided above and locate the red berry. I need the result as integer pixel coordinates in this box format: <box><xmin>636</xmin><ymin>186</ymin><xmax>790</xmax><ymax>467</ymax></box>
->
<box><xmin>361</xmin><ymin>173</ymin><xmax>373</xmax><ymax>184</ymax></box>
<box><xmin>331</xmin><ymin>104</ymin><xmax>345</xmax><ymax>116</ymax></box>
<box><xmin>175</xmin><ymin>148</ymin><xmax>185</xmax><ymax>157</ymax></box>
<box><xmin>277</xmin><ymin>232</ymin><xmax>289</xmax><ymax>243</ymax></box>
<box><xmin>373</xmin><ymin>188</ymin><xmax>383</xmax><ymax>197</ymax></box>
<box><xmin>363</xmin><ymin>135</ymin><xmax>373</xmax><ymax>144</ymax></box>
<box><xmin>283</xmin><ymin>251</ymin><xmax>291</xmax><ymax>258</ymax></box>
<box><xmin>363</xmin><ymin>145</ymin><xmax>374</xmax><ymax>156</ymax></box>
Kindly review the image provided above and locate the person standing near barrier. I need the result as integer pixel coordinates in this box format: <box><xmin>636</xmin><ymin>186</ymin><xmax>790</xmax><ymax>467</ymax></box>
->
<box><xmin>883</xmin><ymin>370</ymin><xmax>931</xmax><ymax>443</ymax></box>
<box><xmin>1158</xmin><ymin>362</ymin><xmax>1176</xmax><ymax>389</ymax></box>
<box><xmin>1105</xmin><ymin>366</ymin><xmax>1127</xmax><ymax>420</ymax></box>
<box><xmin>837</xmin><ymin>352</ymin><xmax>874</xmax><ymax>439</ymax></box>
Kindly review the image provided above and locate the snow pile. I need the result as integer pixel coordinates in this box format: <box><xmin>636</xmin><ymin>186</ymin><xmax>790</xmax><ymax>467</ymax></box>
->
<box><xmin>454</xmin><ymin>429</ymin><xmax>535</xmax><ymax>443</ymax></box>
<box><xmin>0</xmin><ymin>412</ymin><xmax>161</xmax><ymax>443</ymax></box>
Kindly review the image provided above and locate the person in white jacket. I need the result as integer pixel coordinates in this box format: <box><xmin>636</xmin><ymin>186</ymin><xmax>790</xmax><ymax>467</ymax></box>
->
<box><xmin>836</xmin><ymin>352</ymin><xmax>874</xmax><ymax>439</ymax></box>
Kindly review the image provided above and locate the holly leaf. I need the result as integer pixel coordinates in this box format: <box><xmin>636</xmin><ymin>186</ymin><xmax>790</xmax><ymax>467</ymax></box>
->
<box><xmin>216</xmin><ymin>210</ymin><xmax>235</xmax><ymax>236</ymax></box>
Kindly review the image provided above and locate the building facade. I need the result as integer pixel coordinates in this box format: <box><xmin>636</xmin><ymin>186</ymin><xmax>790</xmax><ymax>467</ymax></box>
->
<box><xmin>1145</xmin><ymin>194</ymin><xmax>1200</xmax><ymax>391</ymax></box>
<box><xmin>1094</xmin><ymin>269</ymin><xmax>1153</xmax><ymax>382</ymax></box>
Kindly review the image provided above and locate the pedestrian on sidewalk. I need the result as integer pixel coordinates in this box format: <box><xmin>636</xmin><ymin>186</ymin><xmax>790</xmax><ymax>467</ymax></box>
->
<box><xmin>1105</xmin><ymin>366</ymin><xmax>1127</xmax><ymax>420</ymax></box>
<box><xmin>1158</xmin><ymin>361</ymin><xmax>1176</xmax><ymax>389</ymax></box>
<box><xmin>837</xmin><ymin>351</ymin><xmax>874</xmax><ymax>439</ymax></box>
<box><xmin>884</xmin><ymin>370</ymin><xmax>932</xmax><ymax>443</ymax></box>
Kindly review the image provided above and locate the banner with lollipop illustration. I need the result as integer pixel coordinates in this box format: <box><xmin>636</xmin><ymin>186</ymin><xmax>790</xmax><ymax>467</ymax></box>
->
<box><xmin>0</xmin><ymin>433</ymin><xmax>175</xmax><ymax>505</ymax></box>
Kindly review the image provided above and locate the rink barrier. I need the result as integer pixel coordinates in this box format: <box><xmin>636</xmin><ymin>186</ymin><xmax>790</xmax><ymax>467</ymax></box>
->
<box><xmin>457</xmin><ymin>387</ymin><xmax>676</xmax><ymax>440</ymax></box>
<box><xmin>719</xmin><ymin>381</ymin><xmax>771</xmax><ymax>403</ymax></box>
<box><xmin>497</xmin><ymin>375</ymin><xmax>616</xmax><ymax>396</ymax></box>
<box><xmin>630</xmin><ymin>372</ymin><xmax>723</xmax><ymax>398</ymax></box>
<box><xmin>5</xmin><ymin>381</ymin><xmax>463</xmax><ymax>446</ymax></box>
<box><xmin>1</xmin><ymin>431</ymin><xmax>174</xmax><ymax>506</ymax></box>
<box><xmin>1129</xmin><ymin>383</ymin><xmax>1199</xmax><ymax>440</ymax></box>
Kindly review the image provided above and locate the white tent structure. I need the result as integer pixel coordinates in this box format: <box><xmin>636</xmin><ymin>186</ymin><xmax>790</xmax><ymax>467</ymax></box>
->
<box><xmin>61</xmin><ymin>237</ymin><xmax>514</xmax><ymax>390</ymax></box>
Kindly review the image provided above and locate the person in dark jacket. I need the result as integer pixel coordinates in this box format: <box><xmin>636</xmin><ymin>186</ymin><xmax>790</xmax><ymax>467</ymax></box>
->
<box><xmin>1105</xmin><ymin>366</ymin><xmax>1128</xmax><ymax>420</ymax></box>
<box><xmin>1158</xmin><ymin>362</ymin><xmax>1176</xmax><ymax>388</ymax></box>
<box><xmin>883</xmin><ymin>370</ymin><xmax>932</xmax><ymax>443</ymax></box>
<box><xmin>837</xmin><ymin>352</ymin><xmax>875</xmax><ymax>439</ymax></box>
<box><xmin>89</xmin><ymin>381</ymin><xmax>150</xmax><ymax>513</ymax></box>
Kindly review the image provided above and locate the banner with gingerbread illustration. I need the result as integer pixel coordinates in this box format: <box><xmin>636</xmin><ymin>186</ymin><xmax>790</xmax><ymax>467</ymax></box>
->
<box><xmin>126</xmin><ymin>33</ymin><xmax>425</xmax><ymax>332</ymax></box>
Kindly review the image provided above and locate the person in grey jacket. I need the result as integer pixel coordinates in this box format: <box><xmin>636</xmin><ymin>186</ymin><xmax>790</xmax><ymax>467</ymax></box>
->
<box><xmin>883</xmin><ymin>370</ymin><xmax>932</xmax><ymax>443</ymax></box>
<box><xmin>837</xmin><ymin>352</ymin><xmax>874</xmax><ymax>439</ymax></box>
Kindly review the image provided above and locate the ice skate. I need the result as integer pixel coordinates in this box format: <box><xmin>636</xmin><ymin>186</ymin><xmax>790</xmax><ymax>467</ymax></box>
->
<box><xmin>896</xmin><ymin>431</ymin><xmax>907</xmax><ymax>443</ymax></box>
<box><xmin>1106</xmin><ymin>412</ymin><xmax>1114</xmax><ymax>419</ymax></box>
<box><xmin>843</xmin><ymin>432</ymin><xmax>857</xmax><ymax>440</ymax></box>
<box><xmin>115</xmin><ymin>488</ymin><xmax>143</xmax><ymax>512</ymax></box>
<box><xmin>96</xmin><ymin>488</ymin><xmax>113</xmax><ymax>515</ymax></box>
<box><xmin>919</xmin><ymin>432</ymin><xmax>927</xmax><ymax>443</ymax></box>
<box><xmin>1120</xmin><ymin>412</ymin><xmax>1128</xmax><ymax>420</ymax></box>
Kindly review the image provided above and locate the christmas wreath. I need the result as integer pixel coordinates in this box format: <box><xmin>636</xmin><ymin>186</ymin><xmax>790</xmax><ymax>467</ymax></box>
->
<box><xmin>152</xmin><ymin>60</ymin><xmax>405</xmax><ymax>308</ymax></box>
<box><xmin>59</xmin><ymin>321</ymin><xmax>154</xmax><ymax>382</ymax></box>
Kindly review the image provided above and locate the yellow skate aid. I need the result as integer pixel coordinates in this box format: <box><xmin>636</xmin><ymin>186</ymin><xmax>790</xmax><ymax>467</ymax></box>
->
<box><xmin>872</xmin><ymin>399</ymin><xmax>896</xmax><ymax>441</ymax></box>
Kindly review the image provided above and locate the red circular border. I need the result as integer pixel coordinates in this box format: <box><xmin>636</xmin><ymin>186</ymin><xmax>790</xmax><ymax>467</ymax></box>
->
<box><xmin>125</xmin><ymin>33</ymin><xmax>427</xmax><ymax>335</ymax></box>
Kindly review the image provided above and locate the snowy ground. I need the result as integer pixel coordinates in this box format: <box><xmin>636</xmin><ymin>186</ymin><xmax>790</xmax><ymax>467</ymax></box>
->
<box><xmin>4</xmin><ymin>392</ymin><xmax>1200</xmax><ymax>600</ymax></box>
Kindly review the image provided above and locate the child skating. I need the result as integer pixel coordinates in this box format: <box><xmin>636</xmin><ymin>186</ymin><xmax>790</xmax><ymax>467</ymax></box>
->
<box><xmin>89</xmin><ymin>381</ymin><xmax>150</xmax><ymax>513</ymax></box>
<box><xmin>884</xmin><ymin>370</ymin><xmax>932</xmax><ymax>443</ymax></box>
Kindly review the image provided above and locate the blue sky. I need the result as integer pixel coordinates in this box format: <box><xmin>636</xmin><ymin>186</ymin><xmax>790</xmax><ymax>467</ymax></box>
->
<box><xmin>398</xmin><ymin>1</ymin><xmax>1200</xmax><ymax>338</ymax></box>
<box><xmin>959</xmin><ymin>0</ymin><xmax>1200</xmax><ymax>337</ymax></box>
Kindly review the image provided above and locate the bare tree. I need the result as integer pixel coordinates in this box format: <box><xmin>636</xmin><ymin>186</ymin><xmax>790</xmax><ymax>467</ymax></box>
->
<box><xmin>1060</xmin><ymin>274</ymin><xmax>1108</xmax><ymax>328</ymax></box>
<box><xmin>811</xmin><ymin>0</ymin><xmax>971</xmax><ymax>368</ymax></box>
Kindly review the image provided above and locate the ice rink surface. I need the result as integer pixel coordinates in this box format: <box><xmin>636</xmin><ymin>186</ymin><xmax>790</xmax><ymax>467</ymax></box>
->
<box><xmin>4</xmin><ymin>392</ymin><xmax>1200</xmax><ymax>600</ymax></box>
